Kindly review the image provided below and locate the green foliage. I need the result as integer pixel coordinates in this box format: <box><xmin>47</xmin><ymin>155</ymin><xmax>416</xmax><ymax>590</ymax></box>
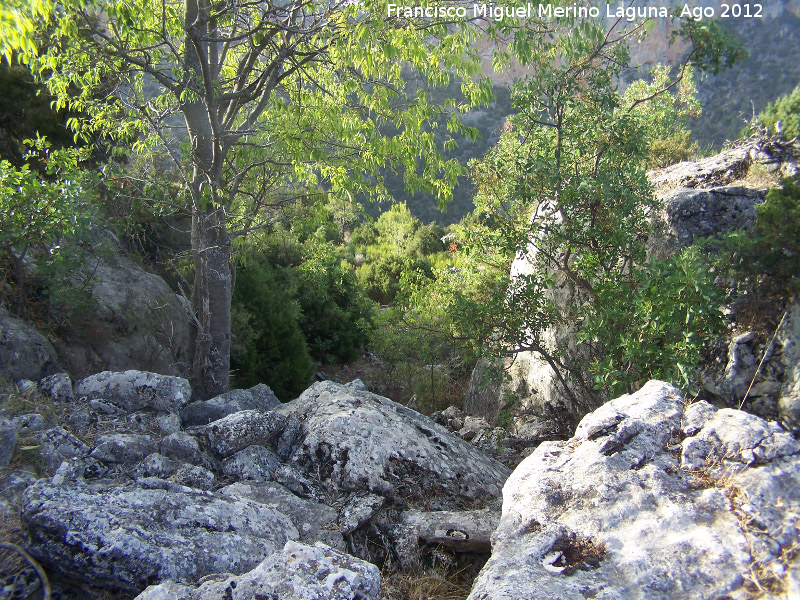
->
<box><xmin>753</xmin><ymin>84</ymin><xmax>800</xmax><ymax>140</ymax></box>
<box><xmin>580</xmin><ymin>248</ymin><xmax>726</xmax><ymax>396</ymax></box>
<box><xmin>708</xmin><ymin>178</ymin><xmax>800</xmax><ymax>297</ymax></box>
<box><xmin>0</xmin><ymin>138</ymin><xmax>97</xmax><ymax>319</ymax></box>
<box><xmin>360</xmin><ymin>253</ymin><xmax>431</xmax><ymax>305</ymax></box>
<box><xmin>440</xmin><ymin>14</ymin><xmax>745</xmax><ymax>403</ymax></box>
<box><xmin>231</xmin><ymin>257</ymin><xmax>313</xmax><ymax>401</ymax></box>
<box><xmin>295</xmin><ymin>240</ymin><xmax>373</xmax><ymax>363</ymax></box>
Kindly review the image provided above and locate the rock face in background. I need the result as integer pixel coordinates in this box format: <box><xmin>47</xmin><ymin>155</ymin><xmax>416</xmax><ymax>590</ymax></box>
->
<box><xmin>468</xmin><ymin>381</ymin><xmax>800</xmax><ymax>600</ymax></box>
<box><xmin>0</xmin><ymin>307</ymin><xmax>61</xmax><ymax>382</ymax></box>
<box><xmin>56</xmin><ymin>234</ymin><xmax>193</xmax><ymax>378</ymax></box>
<box><xmin>464</xmin><ymin>137</ymin><xmax>800</xmax><ymax>437</ymax></box>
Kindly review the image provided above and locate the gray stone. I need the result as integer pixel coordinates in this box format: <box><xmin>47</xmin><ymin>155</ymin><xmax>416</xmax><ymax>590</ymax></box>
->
<box><xmin>222</xmin><ymin>445</ymin><xmax>281</xmax><ymax>482</ymax></box>
<box><xmin>57</xmin><ymin>240</ymin><xmax>193</xmax><ymax>378</ymax></box>
<box><xmin>37</xmin><ymin>427</ymin><xmax>90</xmax><ymax>472</ymax></box>
<box><xmin>180</xmin><ymin>384</ymin><xmax>280</xmax><ymax>427</ymax></box>
<box><xmin>75</xmin><ymin>370</ymin><xmax>191</xmax><ymax>414</ymax></box>
<box><xmin>0</xmin><ymin>468</ymin><xmax>38</xmax><ymax>507</ymax></box>
<box><xmin>202</xmin><ymin>410</ymin><xmax>287</xmax><ymax>459</ymax></box>
<box><xmin>648</xmin><ymin>186</ymin><xmax>765</xmax><ymax>260</ymax></box>
<box><xmin>221</xmin><ymin>481</ymin><xmax>345</xmax><ymax>551</ymax></box>
<box><xmin>174</xmin><ymin>464</ymin><xmax>215</xmax><ymax>491</ymax></box>
<box><xmin>159</xmin><ymin>432</ymin><xmax>205</xmax><ymax>466</ymax></box>
<box><xmin>90</xmin><ymin>434</ymin><xmax>157</xmax><ymax>464</ymax></box>
<box><xmin>337</xmin><ymin>493</ymin><xmax>384</xmax><ymax>535</ymax></box>
<box><xmin>401</xmin><ymin>508</ymin><xmax>500</xmax><ymax>552</ymax></box>
<box><xmin>134</xmin><ymin>453</ymin><xmax>179</xmax><ymax>480</ymax></box>
<box><xmin>0</xmin><ymin>417</ymin><xmax>18</xmax><ymax>468</ymax></box>
<box><xmin>132</xmin><ymin>541</ymin><xmax>382</xmax><ymax>600</ymax></box>
<box><xmin>157</xmin><ymin>412</ymin><xmax>182</xmax><ymax>435</ymax></box>
<box><xmin>647</xmin><ymin>145</ymin><xmax>751</xmax><ymax>190</ymax></box>
<box><xmin>463</xmin><ymin>357</ymin><xmax>503</xmax><ymax>424</ymax></box>
<box><xmin>38</xmin><ymin>372</ymin><xmax>74</xmax><ymax>403</ymax></box>
<box><xmin>11</xmin><ymin>413</ymin><xmax>46</xmax><ymax>434</ymax></box>
<box><xmin>681</xmin><ymin>403</ymin><xmax>800</xmax><ymax>473</ymax></box>
<box><xmin>21</xmin><ymin>479</ymin><xmax>298</xmax><ymax>592</ymax></box>
<box><xmin>0</xmin><ymin>307</ymin><xmax>60</xmax><ymax>382</ymax></box>
<box><xmin>274</xmin><ymin>382</ymin><xmax>510</xmax><ymax>508</ymax></box>
<box><xmin>778</xmin><ymin>301</ymin><xmax>800</xmax><ymax>431</ymax></box>
<box><xmin>457</xmin><ymin>416</ymin><xmax>491</xmax><ymax>442</ymax></box>
<box><xmin>52</xmin><ymin>456</ymin><xmax>109</xmax><ymax>484</ymax></box>
<box><xmin>468</xmin><ymin>381</ymin><xmax>800</xmax><ymax>600</ymax></box>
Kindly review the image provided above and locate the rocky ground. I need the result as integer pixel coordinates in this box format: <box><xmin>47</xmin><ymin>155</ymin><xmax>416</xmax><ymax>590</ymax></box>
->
<box><xmin>1</xmin><ymin>369</ymin><xmax>799</xmax><ymax>600</ymax></box>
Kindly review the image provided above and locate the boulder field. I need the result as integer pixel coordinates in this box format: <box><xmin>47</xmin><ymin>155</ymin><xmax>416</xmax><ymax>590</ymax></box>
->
<box><xmin>1</xmin><ymin>372</ymin><xmax>799</xmax><ymax>599</ymax></box>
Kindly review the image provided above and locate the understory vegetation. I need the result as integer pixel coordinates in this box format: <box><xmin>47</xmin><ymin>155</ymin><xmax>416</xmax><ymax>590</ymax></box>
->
<box><xmin>0</xmin><ymin>2</ymin><xmax>796</xmax><ymax>418</ymax></box>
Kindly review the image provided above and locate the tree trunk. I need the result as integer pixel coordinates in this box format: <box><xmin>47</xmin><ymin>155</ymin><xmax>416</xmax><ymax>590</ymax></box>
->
<box><xmin>190</xmin><ymin>204</ymin><xmax>231</xmax><ymax>399</ymax></box>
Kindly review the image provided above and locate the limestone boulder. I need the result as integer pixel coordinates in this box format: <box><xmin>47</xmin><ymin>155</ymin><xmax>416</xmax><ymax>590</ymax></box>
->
<box><xmin>75</xmin><ymin>370</ymin><xmax>191</xmax><ymax>414</ymax></box>
<box><xmin>274</xmin><ymin>381</ymin><xmax>510</xmax><ymax>509</ymax></box>
<box><xmin>133</xmin><ymin>541</ymin><xmax>382</xmax><ymax>600</ymax></box>
<box><xmin>56</xmin><ymin>239</ymin><xmax>193</xmax><ymax>378</ymax></box>
<box><xmin>180</xmin><ymin>384</ymin><xmax>281</xmax><ymax>427</ymax></box>
<box><xmin>21</xmin><ymin>479</ymin><xmax>298</xmax><ymax>593</ymax></box>
<box><xmin>0</xmin><ymin>307</ymin><xmax>60</xmax><ymax>382</ymax></box>
<box><xmin>467</xmin><ymin>381</ymin><xmax>800</xmax><ymax>600</ymax></box>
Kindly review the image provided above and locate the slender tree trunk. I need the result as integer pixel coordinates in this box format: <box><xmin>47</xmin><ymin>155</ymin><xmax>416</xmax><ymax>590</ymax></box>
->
<box><xmin>190</xmin><ymin>202</ymin><xmax>232</xmax><ymax>399</ymax></box>
<box><xmin>182</xmin><ymin>0</ymin><xmax>231</xmax><ymax>399</ymax></box>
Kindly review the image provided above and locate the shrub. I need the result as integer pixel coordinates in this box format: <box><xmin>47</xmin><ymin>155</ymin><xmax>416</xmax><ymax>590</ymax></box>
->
<box><xmin>231</xmin><ymin>259</ymin><xmax>313</xmax><ymax>400</ymax></box>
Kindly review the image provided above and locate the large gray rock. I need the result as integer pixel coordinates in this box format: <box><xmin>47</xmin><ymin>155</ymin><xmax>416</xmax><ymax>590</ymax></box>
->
<box><xmin>133</xmin><ymin>541</ymin><xmax>382</xmax><ymax>600</ymax></box>
<box><xmin>0</xmin><ymin>307</ymin><xmax>60</xmax><ymax>382</ymax></box>
<box><xmin>647</xmin><ymin>185</ymin><xmax>765</xmax><ymax>260</ymax></box>
<box><xmin>180</xmin><ymin>384</ymin><xmax>281</xmax><ymax>427</ymax></box>
<box><xmin>401</xmin><ymin>508</ymin><xmax>500</xmax><ymax>552</ymax></box>
<box><xmin>274</xmin><ymin>381</ymin><xmax>510</xmax><ymax>508</ymax></box>
<box><xmin>221</xmin><ymin>481</ymin><xmax>345</xmax><ymax>551</ymax></box>
<box><xmin>467</xmin><ymin>381</ymin><xmax>800</xmax><ymax>600</ymax></box>
<box><xmin>21</xmin><ymin>479</ymin><xmax>298</xmax><ymax>592</ymax></box>
<box><xmin>75</xmin><ymin>370</ymin><xmax>191</xmax><ymax>414</ymax></box>
<box><xmin>57</xmin><ymin>240</ymin><xmax>192</xmax><ymax>378</ymax></box>
<box><xmin>202</xmin><ymin>410</ymin><xmax>287</xmax><ymax>458</ymax></box>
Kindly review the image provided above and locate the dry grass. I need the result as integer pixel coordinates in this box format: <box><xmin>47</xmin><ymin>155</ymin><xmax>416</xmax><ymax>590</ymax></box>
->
<box><xmin>381</xmin><ymin>571</ymin><xmax>472</xmax><ymax>600</ymax></box>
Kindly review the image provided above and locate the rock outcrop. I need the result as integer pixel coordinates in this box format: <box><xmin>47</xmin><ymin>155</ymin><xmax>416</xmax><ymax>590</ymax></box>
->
<box><xmin>56</xmin><ymin>235</ymin><xmax>193</xmax><ymax>378</ymax></box>
<box><xmin>274</xmin><ymin>381</ymin><xmax>510</xmax><ymax>507</ymax></box>
<box><xmin>10</xmin><ymin>373</ymin><xmax>508</xmax><ymax>596</ymax></box>
<box><xmin>468</xmin><ymin>380</ymin><xmax>800</xmax><ymax>600</ymax></box>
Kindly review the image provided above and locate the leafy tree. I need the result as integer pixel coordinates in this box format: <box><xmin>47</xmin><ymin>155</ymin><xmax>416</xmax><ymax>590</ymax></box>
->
<box><xmin>449</xmin><ymin>14</ymin><xmax>744</xmax><ymax>407</ymax></box>
<box><xmin>0</xmin><ymin>139</ymin><xmax>96</xmax><ymax>316</ymax></box>
<box><xmin>17</xmin><ymin>0</ymin><xmax>488</xmax><ymax>397</ymax></box>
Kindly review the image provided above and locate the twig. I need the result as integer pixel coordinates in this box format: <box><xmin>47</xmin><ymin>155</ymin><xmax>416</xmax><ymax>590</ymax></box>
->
<box><xmin>0</xmin><ymin>542</ymin><xmax>51</xmax><ymax>600</ymax></box>
<box><xmin>739</xmin><ymin>310</ymin><xmax>788</xmax><ymax>410</ymax></box>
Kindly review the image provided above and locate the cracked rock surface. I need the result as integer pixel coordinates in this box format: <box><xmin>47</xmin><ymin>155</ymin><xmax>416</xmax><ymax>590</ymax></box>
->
<box><xmin>133</xmin><ymin>541</ymin><xmax>382</xmax><ymax>600</ymax></box>
<box><xmin>21</xmin><ymin>479</ymin><xmax>298</xmax><ymax>592</ymax></box>
<box><xmin>274</xmin><ymin>381</ymin><xmax>510</xmax><ymax>508</ymax></box>
<box><xmin>468</xmin><ymin>380</ymin><xmax>800</xmax><ymax>600</ymax></box>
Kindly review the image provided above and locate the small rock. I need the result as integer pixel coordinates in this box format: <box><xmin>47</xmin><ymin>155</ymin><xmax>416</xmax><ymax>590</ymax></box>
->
<box><xmin>222</xmin><ymin>445</ymin><xmax>281</xmax><ymax>482</ymax></box>
<box><xmin>174</xmin><ymin>464</ymin><xmax>215</xmax><ymax>490</ymax></box>
<box><xmin>202</xmin><ymin>410</ymin><xmax>287</xmax><ymax>458</ymax></box>
<box><xmin>158</xmin><ymin>432</ymin><xmax>205</xmax><ymax>465</ymax></box>
<box><xmin>75</xmin><ymin>370</ymin><xmax>191</xmax><ymax>414</ymax></box>
<box><xmin>1</xmin><ymin>417</ymin><xmax>19</xmax><ymax>468</ymax></box>
<box><xmin>134</xmin><ymin>453</ymin><xmax>179</xmax><ymax>480</ymax></box>
<box><xmin>11</xmin><ymin>413</ymin><xmax>46</xmax><ymax>435</ymax></box>
<box><xmin>156</xmin><ymin>412</ymin><xmax>182</xmax><ymax>435</ymax></box>
<box><xmin>37</xmin><ymin>427</ymin><xmax>90</xmax><ymax>472</ymax></box>
<box><xmin>90</xmin><ymin>434</ymin><xmax>157</xmax><ymax>464</ymax></box>
<box><xmin>38</xmin><ymin>373</ymin><xmax>74</xmax><ymax>403</ymax></box>
<box><xmin>337</xmin><ymin>493</ymin><xmax>385</xmax><ymax>535</ymax></box>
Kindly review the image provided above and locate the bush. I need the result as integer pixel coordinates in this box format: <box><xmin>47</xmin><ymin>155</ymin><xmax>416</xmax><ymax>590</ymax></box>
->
<box><xmin>295</xmin><ymin>241</ymin><xmax>373</xmax><ymax>363</ymax></box>
<box><xmin>231</xmin><ymin>259</ymin><xmax>313</xmax><ymax>400</ymax></box>
<box><xmin>754</xmin><ymin>84</ymin><xmax>800</xmax><ymax>140</ymax></box>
